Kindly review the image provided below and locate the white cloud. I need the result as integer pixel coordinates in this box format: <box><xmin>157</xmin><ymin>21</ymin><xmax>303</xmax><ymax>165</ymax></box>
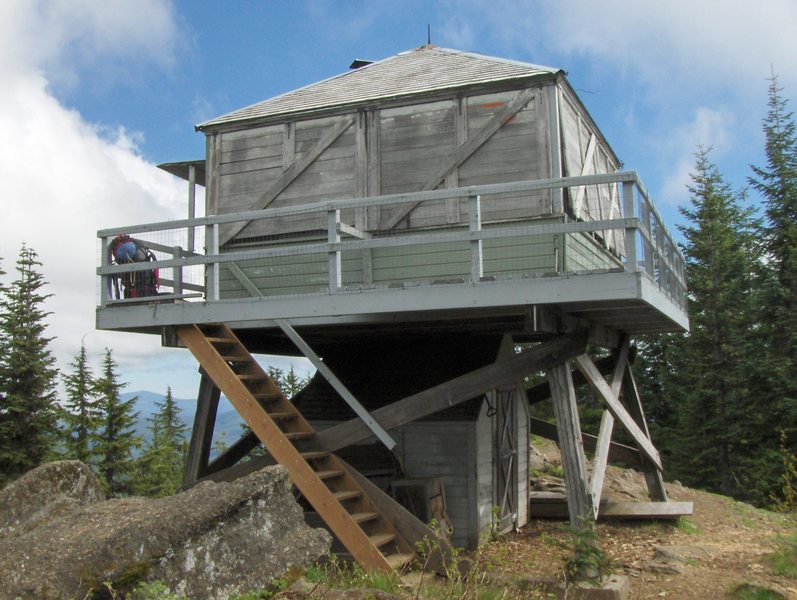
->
<box><xmin>450</xmin><ymin>0</ymin><xmax>797</xmax><ymax>93</ymax></box>
<box><xmin>0</xmin><ymin>1</ymin><xmax>189</xmax><ymax>395</ymax></box>
<box><xmin>660</xmin><ymin>107</ymin><xmax>738</xmax><ymax>204</ymax></box>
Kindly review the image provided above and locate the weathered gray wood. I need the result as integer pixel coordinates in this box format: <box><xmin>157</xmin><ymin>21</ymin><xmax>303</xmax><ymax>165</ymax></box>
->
<box><xmin>530</xmin><ymin>417</ymin><xmax>642</xmax><ymax>467</ymax></box>
<box><xmin>622</xmin><ymin>366</ymin><xmax>668</xmax><ymax>501</ymax></box>
<box><xmin>381</xmin><ymin>88</ymin><xmax>537</xmax><ymax>229</ymax></box>
<box><xmin>529</xmin><ymin>496</ymin><xmax>692</xmax><ymax>520</ymax></box>
<box><xmin>219</xmin><ymin>115</ymin><xmax>355</xmax><ymax>244</ymax></box>
<box><xmin>317</xmin><ymin>330</ymin><xmax>588</xmax><ymax>452</ymax></box>
<box><xmin>548</xmin><ymin>362</ymin><xmax>592</xmax><ymax>528</ymax></box>
<box><xmin>547</xmin><ymin>84</ymin><xmax>563</xmax><ymax>213</ymax></box>
<box><xmin>182</xmin><ymin>372</ymin><xmax>221</xmax><ymax>487</ymax></box>
<box><xmin>283</xmin><ymin>122</ymin><xmax>295</xmax><ymax>169</ymax></box>
<box><xmin>527</xmin><ymin>353</ymin><xmax>621</xmax><ymax>405</ymax></box>
<box><xmin>589</xmin><ymin>410</ymin><xmax>614</xmax><ymax>515</ymax></box>
<box><xmin>574</xmin><ymin>354</ymin><xmax>662</xmax><ymax>470</ymax></box>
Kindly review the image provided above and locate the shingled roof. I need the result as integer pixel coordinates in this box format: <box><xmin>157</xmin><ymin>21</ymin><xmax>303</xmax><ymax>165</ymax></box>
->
<box><xmin>197</xmin><ymin>46</ymin><xmax>561</xmax><ymax>129</ymax></box>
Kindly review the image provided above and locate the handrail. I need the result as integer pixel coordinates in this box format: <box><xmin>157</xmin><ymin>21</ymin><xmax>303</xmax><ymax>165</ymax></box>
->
<box><xmin>97</xmin><ymin>172</ymin><xmax>687</xmax><ymax>312</ymax></box>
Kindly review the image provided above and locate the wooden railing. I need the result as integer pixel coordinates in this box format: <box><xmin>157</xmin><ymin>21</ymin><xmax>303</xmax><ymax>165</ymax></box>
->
<box><xmin>96</xmin><ymin>172</ymin><xmax>687</xmax><ymax>311</ymax></box>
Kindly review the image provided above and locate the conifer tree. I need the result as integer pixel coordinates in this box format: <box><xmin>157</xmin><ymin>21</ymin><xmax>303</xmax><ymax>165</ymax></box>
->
<box><xmin>0</xmin><ymin>245</ymin><xmax>58</xmax><ymax>485</ymax></box>
<box><xmin>136</xmin><ymin>387</ymin><xmax>187</xmax><ymax>497</ymax></box>
<box><xmin>748</xmin><ymin>74</ymin><xmax>797</xmax><ymax>505</ymax></box>
<box><xmin>93</xmin><ymin>349</ymin><xmax>140</xmax><ymax>495</ymax></box>
<box><xmin>667</xmin><ymin>146</ymin><xmax>762</xmax><ymax>500</ymax></box>
<box><xmin>60</xmin><ymin>341</ymin><xmax>99</xmax><ymax>464</ymax></box>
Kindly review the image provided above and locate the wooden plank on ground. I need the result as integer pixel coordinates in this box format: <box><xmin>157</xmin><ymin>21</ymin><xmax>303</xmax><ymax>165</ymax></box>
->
<box><xmin>574</xmin><ymin>354</ymin><xmax>662</xmax><ymax>470</ymax></box>
<box><xmin>529</xmin><ymin>496</ymin><xmax>692</xmax><ymax>520</ymax></box>
<box><xmin>317</xmin><ymin>330</ymin><xmax>588</xmax><ymax>452</ymax></box>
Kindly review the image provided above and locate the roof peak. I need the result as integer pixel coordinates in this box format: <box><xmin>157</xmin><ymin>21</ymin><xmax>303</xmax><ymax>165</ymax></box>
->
<box><xmin>198</xmin><ymin>47</ymin><xmax>561</xmax><ymax>130</ymax></box>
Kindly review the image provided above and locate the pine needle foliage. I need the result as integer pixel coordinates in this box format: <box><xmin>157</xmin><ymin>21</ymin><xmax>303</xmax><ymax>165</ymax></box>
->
<box><xmin>0</xmin><ymin>245</ymin><xmax>58</xmax><ymax>486</ymax></box>
<box><xmin>135</xmin><ymin>386</ymin><xmax>188</xmax><ymax>497</ymax></box>
<box><xmin>93</xmin><ymin>349</ymin><xmax>141</xmax><ymax>495</ymax></box>
<box><xmin>60</xmin><ymin>340</ymin><xmax>100</xmax><ymax>464</ymax></box>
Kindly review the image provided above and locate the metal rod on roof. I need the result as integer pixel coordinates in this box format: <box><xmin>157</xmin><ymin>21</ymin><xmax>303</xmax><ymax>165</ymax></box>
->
<box><xmin>427</xmin><ymin>24</ymin><xmax>431</xmax><ymax>45</ymax></box>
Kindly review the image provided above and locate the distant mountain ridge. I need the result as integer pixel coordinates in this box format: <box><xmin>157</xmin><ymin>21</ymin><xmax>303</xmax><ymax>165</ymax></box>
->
<box><xmin>122</xmin><ymin>390</ymin><xmax>244</xmax><ymax>448</ymax></box>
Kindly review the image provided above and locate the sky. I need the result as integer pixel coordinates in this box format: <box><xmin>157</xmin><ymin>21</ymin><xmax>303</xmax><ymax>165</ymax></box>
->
<box><xmin>0</xmin><ymin>0</ymin><xmax>795</xmax><ymax>400</ymax></box>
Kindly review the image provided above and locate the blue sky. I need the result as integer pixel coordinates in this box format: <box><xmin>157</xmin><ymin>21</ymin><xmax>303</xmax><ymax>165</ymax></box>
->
<box><xmin>0</xmin><ymin>0</ymin><xmax>795</xmax><ymax>400</ymax></box>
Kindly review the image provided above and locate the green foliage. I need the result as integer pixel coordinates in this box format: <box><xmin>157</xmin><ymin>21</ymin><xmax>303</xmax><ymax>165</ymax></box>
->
<box><xmin>303</xmin><ymin>555</ymin><xmax>401</xmax><ymax>594</ymax></box>
<box><xmin>0</xmin><ymin>245</ymin><xmax>59</xmax><ymax>485</ymax></box>
<box><xmin>675</xmin><ymin>517</ymin><xmax>699</xmax><ymax>535</ymax></box>
<box><xmin>93</xmin><ymin>349</ymin><xmax>141</xmax><ymax>495</ymax></box>
<box><xmin>126</xmin><ymin>580</ymin><xmax>188</xmax><ymax>600</ymax></box>
<box><xmin>731</xmin><ymin>583</ymin><xmax>787</xmax><ymax>600</ymax></box>
<box><xmin>60</xmin><ymin>341</ymin><xmax>100</xmax><ymax>464</ymax></box>
<box><xmin>134</xmin><ymin>386</ymin><xmax>188</xmax><ymax>497</ymax></box>
<box><xmin>769</xmin><ymin>534</ymin><xmax>797</xmax><ymax>579</ymax></box>
<box><xmin>560</xmin><ymin>520</ymin><xmax>613</xmax><ymax>585</ymax></box>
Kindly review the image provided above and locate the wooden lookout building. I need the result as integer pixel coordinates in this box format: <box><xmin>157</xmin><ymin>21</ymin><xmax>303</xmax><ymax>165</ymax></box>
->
<box><xmin>97</xmin><ymin>46</ymin><xmax>690</xmax><ymax>570</ymax></box>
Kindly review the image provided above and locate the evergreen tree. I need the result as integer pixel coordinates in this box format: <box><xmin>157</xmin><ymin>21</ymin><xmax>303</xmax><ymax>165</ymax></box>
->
<box><xmin>0</xmin><ymin>245</ymin><xmax>58</xmax><ymax>485</ymax></box>
<box><xmin>60</xmin><ymin>341</ymin><xmax>100</xmax><ymax>464</ymax></box>
<box><xmin>93</xmin><ymin>349</ymin><xmax>140</xmax><ymax>495</ymax></box>
<box><xmin>135</xmin><ymin>387</ymin><xmax>187</xmax><ymax>497</ymax></box>
<box><xmin>667</xmin><ymin>146</ymin><xmax>762</xmax><ymax>500</ymax></box>
<box><xmin>748</xmin><ymin>74</ymin><xmax>797</xmax><ymax>506</ymax></box>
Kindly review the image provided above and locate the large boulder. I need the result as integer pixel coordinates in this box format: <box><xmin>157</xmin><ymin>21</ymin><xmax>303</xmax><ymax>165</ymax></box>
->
<box><xmin>0</xmin><ymin>460</ymin><xmax>105</xmax><ymax>538</ymax></box>
<box><xmin>0</xmin><ymin>464</ymin><xmax>331</xmax><ymax>600</ymax></box>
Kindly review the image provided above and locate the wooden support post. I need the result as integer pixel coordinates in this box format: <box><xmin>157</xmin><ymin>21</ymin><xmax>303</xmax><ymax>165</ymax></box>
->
<box><xmin>182</xmin><ymin>371</ymin><xmax>221</xmax><ymax>487</ymax></box>
<box><xmin>622</xmin><ymin>366</ymin><xmax>668</xmax><ymax>501</ymax></box>
<box><xmin>622</xmin><ymin>181</ymin><xmax>637</xmax><ymax>272</ymax></box>
<box><xmin>173</xmin><ymin>246</ymin><xmax>183</xmax><ymax>295</ymax></box>
<box><xmin>317</xmin><ymin>330</ymin><xmax>587</xmax><ymax>452</ymax></box>
<box><xmin>548</xmin><ymin>362</ymin><xmax>592</xmax><ymax>528</ymax></box>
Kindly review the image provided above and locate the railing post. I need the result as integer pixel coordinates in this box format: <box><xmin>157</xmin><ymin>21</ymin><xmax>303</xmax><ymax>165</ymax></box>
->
<box><xmin>328</xmin><ymin>208</ymin><xmax>342</xmax><ymax>292</ymax></box>
<box><xmin>100</xmin><ymin>235</ymin><xmax>111</xmax><ymax>306</ymax></box>
<box><xmin>469</xmin><ymin>193</ymin><xmax>483</xmax><ymax>282</ymax></box>
<box><xmin>173</xmin><ymin>246</ymin><xmax>184</xmax><ymax>295</ymax></box>
<box><xmin>622</xmin><ymin>181</ymin><xmax>637</xmax><ymax>272</ymax></box>
<box><xmin>207</xmin><ymin>224</ymin><xmax>219</xmax><ymax>301</ymax></box>
<box><xmin>187</xmin><ymin>164</ymin><xmax>196</xmax><ymax>254</ymax></box>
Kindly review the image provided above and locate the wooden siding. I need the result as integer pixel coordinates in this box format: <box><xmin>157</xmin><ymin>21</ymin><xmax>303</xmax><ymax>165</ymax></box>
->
<box><xmin>399</xmin><ymin>420</ymin><xmax>479</xmax><ymax>549</ymax></box>
<box><xmin>474</xmin><ymin>402</ymin><xmax>494</xmax><ymax>547</ymax></box>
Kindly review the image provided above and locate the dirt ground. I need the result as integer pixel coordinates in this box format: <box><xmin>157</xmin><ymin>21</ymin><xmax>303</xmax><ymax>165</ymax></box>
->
<box><xmin>477</xmin><ymin>441</ymin><xmax>797</xmax><ymax>599</ymax></box>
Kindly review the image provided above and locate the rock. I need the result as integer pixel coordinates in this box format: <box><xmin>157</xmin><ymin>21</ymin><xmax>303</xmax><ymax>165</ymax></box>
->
<box><xmin>0</xmin><ymin>460</ymin><xmax>105</xmax><ymax>538</ymax></box>
<box><xmin>652</xmin><ymin>545</ymin><xmax>712</xmax><ymax>563</ymax></box>
<box><xmin>0</xmin><ymin>465</ymin><xmax>331</xmax><ymax>600</ymax></box>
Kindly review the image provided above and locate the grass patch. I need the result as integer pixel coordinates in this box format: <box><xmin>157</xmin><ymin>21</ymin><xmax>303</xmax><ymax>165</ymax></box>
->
<box><xmin>304</xmin><ymin>556</ymin><xmax>401</xmax><ymax>594</ymax></box>
<box><xmin>675</xmin><ymin>517</ymin><xmax>699</xmax><ymax>535</ymax></box>
<box><xmin>730</xmin><ymin>582</ymin><xmax>786</xmax><ymax>599</ymax></box>
<box><xmin>769</xmin><ymin>534</ymin><xmax>797</xmax><ymax>579</ymax></box>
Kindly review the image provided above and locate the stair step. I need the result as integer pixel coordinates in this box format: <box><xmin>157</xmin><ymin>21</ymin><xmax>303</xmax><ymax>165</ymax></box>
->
<box><xmin>315</xmin><ymin>469</ymin><xmax>344</xmax><ymax>480</ymax></box>
<box><xmin>385</xmin><ymin>553</ymin><xmax>415</xmax><ymax>571</ymax></box>
<box><xmin>368</xmin><ymin>533</ymin><xmax>396</xmax><ymax>548</ymax></box>
<box><xmin>268</xmin><ymin>411</ymin><xmax>297</xmax><ymax>422</ymax></box>
<box><xmin>237</xmin><ymin>373</ymin><xmax>262</xmax><ymax>381</ymax></box>
<box><xmin>349</xmin><ymin>511</ymin><xmax>380</xmax><ymax>524</ymax></box>
<box><xmin>284</xmin><ymin>431</ymin><xmax>315</xmax><ymax>441</ymax></box>
<box><xmin>333</xmin><ymin>490</ymin><xmax>361</xmax><ymax>502</ymax></box>
<box><xmin>220</xmin><ymin>355</ymin><xmax>249</xmax><ymax>362</ymax></box>
<box><xmin>300</xmin><ymin>450</ymin><xmax>329</xmax><ymax>461</ymax></box>
<box><xmin>252</xmin><ymin>392</ymin><xmax>282</xmax><ymax>401</ymax></box>
<box><xmin>204</xmin><ymin>336</ymin><xmax>236</xmax><ymax>344</ymax></box>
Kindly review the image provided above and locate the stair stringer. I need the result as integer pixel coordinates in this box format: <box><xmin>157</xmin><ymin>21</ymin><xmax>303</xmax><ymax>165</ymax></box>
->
<box><xmin>176</xmin><ymin>323</ymin><xmax>414</xmax><ymax>572</ymax></box>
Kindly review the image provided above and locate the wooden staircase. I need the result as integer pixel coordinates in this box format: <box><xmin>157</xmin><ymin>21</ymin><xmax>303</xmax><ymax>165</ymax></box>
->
<box><xmin>176</xmin><ymin>323</ymin><xmax>415</xmax><ymax>572</ymax></box>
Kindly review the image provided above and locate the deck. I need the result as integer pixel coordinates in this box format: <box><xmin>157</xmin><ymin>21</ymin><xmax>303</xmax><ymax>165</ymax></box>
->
<box><xmin>96</xmin><ymin>172</ymin><xmax>688</xmax><ymax>344</ymax></box>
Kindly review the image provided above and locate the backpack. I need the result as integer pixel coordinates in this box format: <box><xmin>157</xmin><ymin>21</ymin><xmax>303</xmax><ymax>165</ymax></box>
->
<box><xmin>109</xmin><ymin>235</ymin><xmax>160</xmax><ymax>299</ymax></box>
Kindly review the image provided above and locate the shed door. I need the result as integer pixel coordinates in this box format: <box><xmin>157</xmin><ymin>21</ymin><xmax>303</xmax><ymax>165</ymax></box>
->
<box><xmin>493</xmin><ymin>387</ymin><xmax>518</xmax><ymax>534</ymax></box>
